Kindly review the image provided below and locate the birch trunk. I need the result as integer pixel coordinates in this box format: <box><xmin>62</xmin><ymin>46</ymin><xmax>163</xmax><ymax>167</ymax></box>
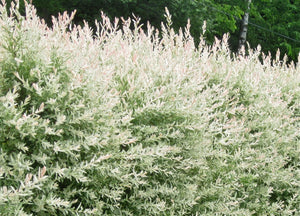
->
<box><xmin>238</xmin><ymin>0</ymin><xmax>252</xmax><ymax>51</ymax></box>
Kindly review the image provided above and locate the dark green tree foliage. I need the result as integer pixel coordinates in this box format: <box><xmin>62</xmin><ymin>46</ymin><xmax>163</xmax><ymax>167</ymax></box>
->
<box><xmin>31</xmin><ymin>0</ymin><xmax>181</xmax><ymax>30</ymax></box>
<box><xmin>248</xmin><ymin>0</ymin><xmax>300</xmax><ymax>61</ymax></box>
<box><xmin>195</xmin><ymin>0</ymin><xmax>300</xmax><ymax>61</ymax></box>
<box><xmin>31</xmin><ymin>0</ymin><xmax>64</xmax><ymax>24</ymax></box>
<box><xmin>29</xmin><ymin>0</ymin><xmax>299</xmax><ymax>61</ymax></box>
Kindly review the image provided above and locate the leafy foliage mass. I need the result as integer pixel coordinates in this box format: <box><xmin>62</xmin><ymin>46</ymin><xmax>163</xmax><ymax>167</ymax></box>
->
<box><xmin>24</xmin><ymin>0</ymin><xmax>300</xmax><ymax>62</ymax></box>
<box><xmin>0</xmin><ymin>1</ymin><xmax>299</xmax><ymax>215</ymax></box>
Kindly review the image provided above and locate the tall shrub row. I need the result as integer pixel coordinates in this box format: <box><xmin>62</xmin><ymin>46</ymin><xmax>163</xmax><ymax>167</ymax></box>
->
<box><xmin>0</xmin><ymin>1</ymin><xmax>299</xmax><ymax>215</ymax></box>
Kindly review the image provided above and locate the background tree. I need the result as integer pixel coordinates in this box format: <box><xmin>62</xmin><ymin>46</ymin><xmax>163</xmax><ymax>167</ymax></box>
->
<box><xmin>247</xmin><ymin>0</ymin><xmax>300</xmax><ymax>61</ymax></box>
<box><xmin>238</xmin><ymin>0</ymin><xmax>251</xmax><ymax>51</ymax></box>
<box><xmin>28</xmin><ymin>0</ymin><xmax>300</xmax><ymax>62</ymax></box>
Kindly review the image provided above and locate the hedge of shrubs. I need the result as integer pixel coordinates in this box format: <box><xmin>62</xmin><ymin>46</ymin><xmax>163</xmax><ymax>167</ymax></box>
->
<box><xmin>0</xmin><ymin>1</ymin><xmax>299</xmax><ymax>215</ymax></box>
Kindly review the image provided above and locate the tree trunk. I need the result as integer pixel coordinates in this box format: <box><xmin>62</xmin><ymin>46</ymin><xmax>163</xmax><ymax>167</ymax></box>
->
<box><xmin>238</xmin><ymin>0</ymin><xmax>251</xmax><ymax>51</ymax></box>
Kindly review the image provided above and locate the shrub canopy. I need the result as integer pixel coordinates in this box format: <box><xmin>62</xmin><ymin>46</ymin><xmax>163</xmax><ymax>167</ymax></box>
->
<box><xmin>0</xmin><ymin>1</ymin><xmax>299</xmax><ymax>215</ymax></box>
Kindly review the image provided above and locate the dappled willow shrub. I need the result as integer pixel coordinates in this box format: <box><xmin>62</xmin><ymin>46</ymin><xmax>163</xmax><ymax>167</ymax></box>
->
<box><xmin>0</xmin><ymin>1</ymin><xmax>299</xmax><ymax>215</ymax></box>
